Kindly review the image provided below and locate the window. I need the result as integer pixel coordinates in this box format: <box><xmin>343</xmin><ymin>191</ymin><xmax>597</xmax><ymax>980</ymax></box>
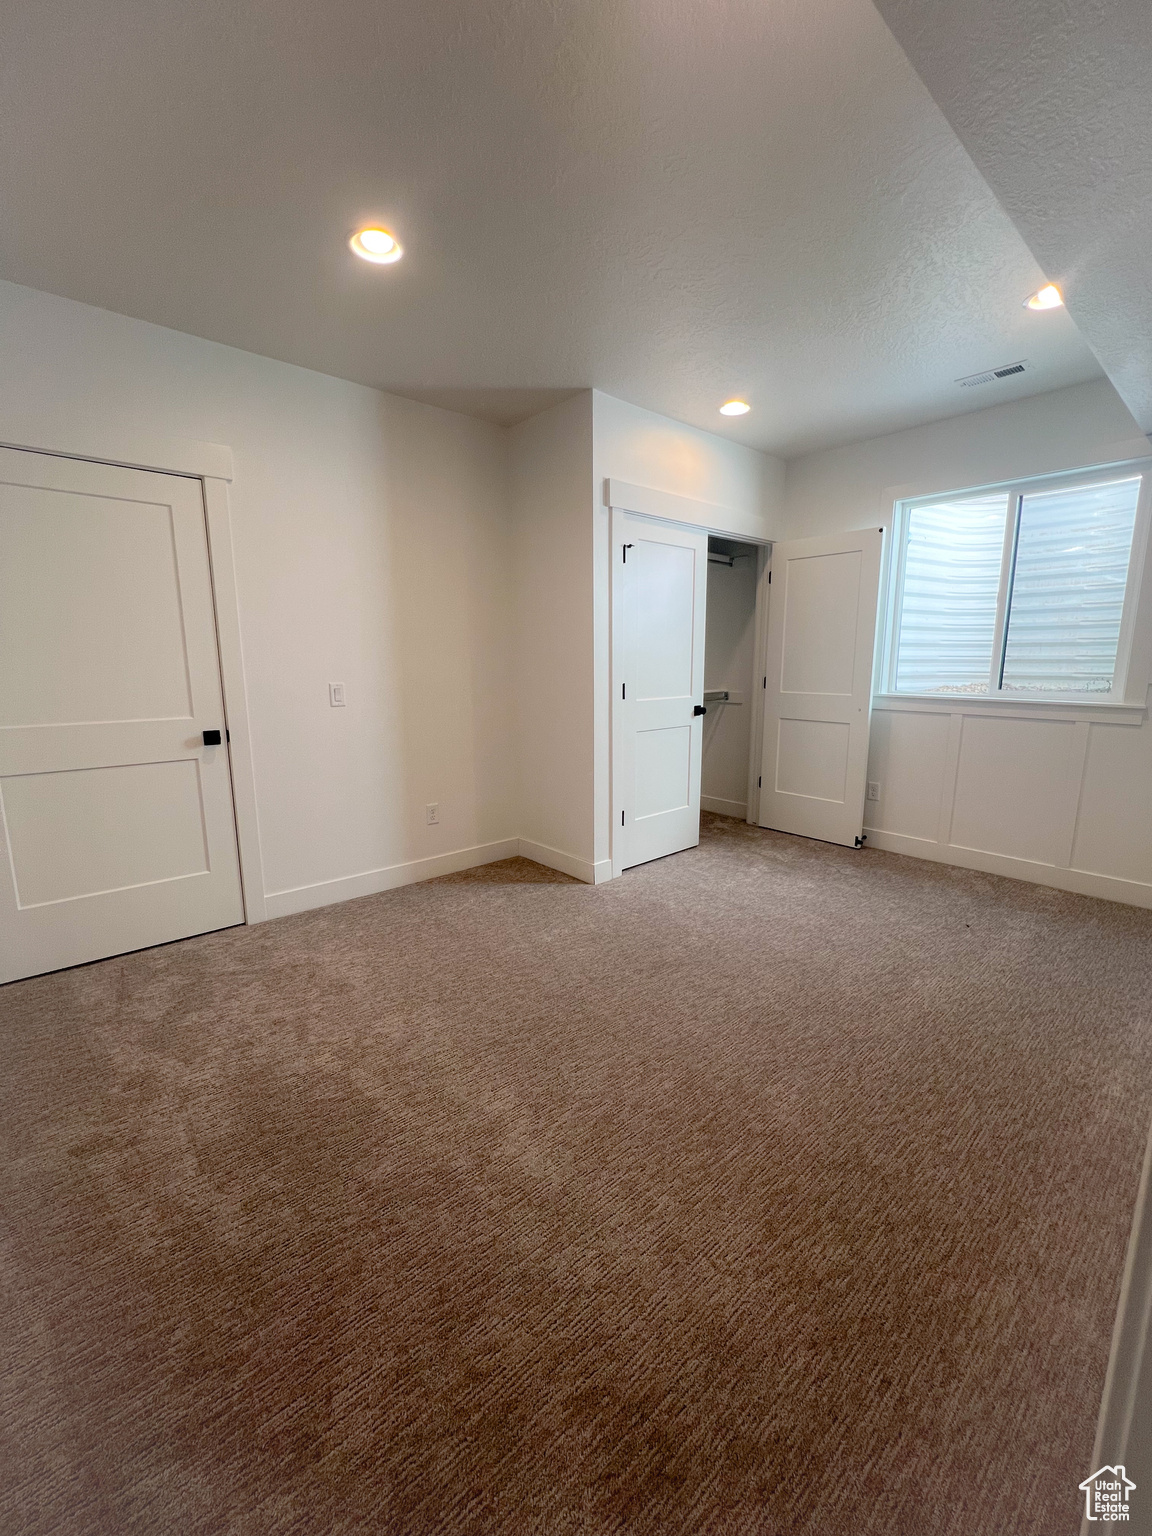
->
<box><xmin>885</xmin><ymin>464</ymin><xmax>1149</xmax><ymax>701</ymax></box>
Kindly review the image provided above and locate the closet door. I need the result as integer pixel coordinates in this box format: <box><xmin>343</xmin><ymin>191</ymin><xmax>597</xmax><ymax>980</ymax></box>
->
<box><xmin>0</xmin><ymin>447</ymin><xmax>244</xmax><ymax>983</ymax></box>
<box><xmin>612</xmin><ymin>509</ymin><xmax>708</xmax><ymax>872</ymax></box>
<box><xmin>758</xmin><ymin>528</ymin><xmax>883</xmax><ymax>848</ymax></box>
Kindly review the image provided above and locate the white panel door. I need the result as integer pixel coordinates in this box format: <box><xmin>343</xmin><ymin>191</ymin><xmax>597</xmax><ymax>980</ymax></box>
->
<box><xmin>613</xmin><ymin>510</ymin><xmax>708</xmax><ymax>872</ymax></box>
<box><xmin>758</xmin><ymin>528</ymin><xmax>883</xmax><ymax>847</ymax></box>
<box><xmin>0</xmin><ymin>447</ymin><xmax>244</xmax><ymax>982</ymax></box>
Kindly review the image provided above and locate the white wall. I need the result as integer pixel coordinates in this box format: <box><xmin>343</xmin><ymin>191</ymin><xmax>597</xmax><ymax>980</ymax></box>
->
<box><xmin>509</xmin><ymin>393</ymin><xmax>599</xmax><ymax>879</ymax></box>
<box><xmin>781</xmin><ymin>378</ymin><xmax>1152</xmax><ymax>906</ymax></box>
<box><xmin>702</xmin><ymin>556</ymin><xmax>758</xmax><ymax>818</ymax></box>
<box><xmin>0</xmin><ymin>282</ymin><xmax>794</xmax><ymax>914</ymax></box>
<box><xmin>504</xmin><ymin>389</ymin><xmax>784</xmax><ymax>879</ymax></box>
<box><xmin>0</xmin><ymin>278</ymin><xmax>519</xmax><ymax>915</ymax></box>
<box><xmin>783</xmin><ymin>378</ymin><xmax>1146</xmax><ymax>540</ymax></box>
<box><xmin>593</xmin><ymin>392</ymin><xmax>784</xmax><ymax>543</ymax></box>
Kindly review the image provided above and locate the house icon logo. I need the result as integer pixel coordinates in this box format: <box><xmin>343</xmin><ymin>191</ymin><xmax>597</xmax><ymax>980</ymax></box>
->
<box><xmin>1080</xmin><ymin>1465</ymin><xmax>1136</xmax><ymax>1522</ymax></box>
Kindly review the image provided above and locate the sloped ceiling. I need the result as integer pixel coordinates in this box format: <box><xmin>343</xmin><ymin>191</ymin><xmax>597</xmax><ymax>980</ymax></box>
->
<box><xmin>873</xmin><ymin>0</ymin><xmax>1152</xmax><ymax>438</ymax></box>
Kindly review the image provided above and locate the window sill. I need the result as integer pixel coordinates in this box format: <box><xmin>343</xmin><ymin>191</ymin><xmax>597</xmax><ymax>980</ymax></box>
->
<box><xmin>873</xmin><ymin>693</ymin><xmax>1147</xmax><ymax>725</ymax></box>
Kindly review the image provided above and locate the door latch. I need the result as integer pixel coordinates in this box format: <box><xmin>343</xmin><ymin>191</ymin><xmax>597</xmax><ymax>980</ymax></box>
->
<box><xmin>202</xmin><ymin>729</ymin><xmax>227</xmax><ymax>746</ymax></box>
<box><xmin>693</xmin><ymin>704</ymin><xmax>707</xmax><ymax>716</ymax></box>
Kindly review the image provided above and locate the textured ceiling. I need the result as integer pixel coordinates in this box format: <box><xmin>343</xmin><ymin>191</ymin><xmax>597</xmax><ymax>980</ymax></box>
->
<box><xmin>872</xmin><ymin>0</ymin><xmax>1152</xmax><ymax>438</ymax></box>
<box><xmin>0</xmin><ymin>0</ymin><xmax>1103</xmax><ymax>456</ymax></box>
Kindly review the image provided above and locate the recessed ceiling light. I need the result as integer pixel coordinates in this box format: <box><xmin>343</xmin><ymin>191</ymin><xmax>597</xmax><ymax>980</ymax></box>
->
<box><xmin>349</xmin><ymin>227</ymin><xmax>403</xmax><ymax>264</ymax></box>
<box><xmin>719</xmin><ymin>400</ymin><xmax>751</xmax><ymax>416</ymax></box>
<box><xmin>1024</xmin><ymin>283</ymin><xmax>1063</xmax><ymax>310</ymax></box>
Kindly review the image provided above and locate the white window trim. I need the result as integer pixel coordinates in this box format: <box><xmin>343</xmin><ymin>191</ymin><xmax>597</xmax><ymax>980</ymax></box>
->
<box><xmin>877</xmin><ymin>457</ymin><xmax>1152</xmax><ymax>718</ymax></box>
<box><xmin>872</xmin><ymin>694</ymin><xmax>1147</xmax><ymax>725</ymax></box>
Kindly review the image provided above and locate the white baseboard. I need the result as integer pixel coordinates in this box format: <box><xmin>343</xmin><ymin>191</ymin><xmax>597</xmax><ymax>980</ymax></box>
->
<box><xmin>264</xmin><ymin>838</ymin><xmax>520</xmax><ymax>919</ymax></box>
<box><xmin>516</xmin><ymin>838</ymin><xmax>610</xmax><ymax>884</ymax></box>
<box><xmin>864</xmin><ymin>827</ymin><xmax>1152</xmax><ymax>910</ymax></box>
<box><xmin>264</xmin><ymin>834</ymin><xmax>616</xmax><ymax>919</ymax></box>
<box><xmin>264</xmin><ymin>822</ymin><xmax>1152</xmax><ymax>921</ymax></box>
<box><xmin>701</xmin><ymin>795</ymin><xmax>748</xmax><ymax>819</ymax></box>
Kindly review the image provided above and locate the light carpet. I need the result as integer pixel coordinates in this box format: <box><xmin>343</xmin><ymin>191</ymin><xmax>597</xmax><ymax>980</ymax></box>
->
<box><xmin>3</xmin><ymin>814</ymin><xmax>1151</xmax><ymax>1535</ymax></box>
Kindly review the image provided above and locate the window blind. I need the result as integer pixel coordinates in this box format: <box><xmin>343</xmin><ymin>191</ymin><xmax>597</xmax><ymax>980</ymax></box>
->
<box><xmin>1000</xmin><ymin>477</ymin><xmax>1140</xmax><ymax>694</ymax></box>
<box><xmin>894</xmin><ymin>493</ymin><xmax>1008</xmax><ymax>694</ymax></box>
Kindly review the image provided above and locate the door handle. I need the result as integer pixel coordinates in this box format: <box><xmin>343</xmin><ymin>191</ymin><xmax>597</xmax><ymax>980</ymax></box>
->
<box><xmin>693</xmin><ymin>705</ymin><xmax>707</xmax><ymax>716</ymax></box>
<box><xmin>202</xmin><ymin>729</ymin><xmax>223</xmax><ymax>746</ymax></box>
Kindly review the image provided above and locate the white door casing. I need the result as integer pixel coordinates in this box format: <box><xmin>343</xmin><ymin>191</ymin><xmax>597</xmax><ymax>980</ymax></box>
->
<box><xmin>758</xmin><ymin>527</ymin><xmax>884</xmax><ymax>848</ymax></box>
<box><xmin>0</xmin><ymin>447</ymin><xmax>245</xmax><ymax>982</ymax></box>
<box><xmin>612</xmin><ymin>509</ymin><xmax>708</xmax><ymax>873</ymax></box>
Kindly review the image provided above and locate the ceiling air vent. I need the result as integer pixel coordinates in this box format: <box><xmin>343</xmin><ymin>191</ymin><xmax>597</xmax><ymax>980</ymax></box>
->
<box><xmin>957</xmin><ymin>360</ymin><xmax>1028</xmax><ymax>388</ymax></box>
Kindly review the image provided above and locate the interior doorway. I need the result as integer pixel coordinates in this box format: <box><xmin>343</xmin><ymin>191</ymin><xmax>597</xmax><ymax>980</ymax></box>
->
<box><xmin>0</xmin><ymin>447</ymin><xmax>245</xmax><ymax>983</ymax></box>
<box><xmin>702</xmin><ymin>536</ymin><xmax>761</xmax><ymax>821</ymax></box>
<box><xmin>610</xmin><ymin>514</ymin><xmax>770</xmax><ymax>874</ymax></box>
<box><xmin>611</xmin><ymin>510</ymin><xmax>709</xmax><ymax>872</ymax></box>
<box><xmin>610</xmin><ymin>514</ymin><xmax>887</xmax><ymax>870</ymax></box>
<box><xmin>756</xmin><ymin>528</ymin><xmax>884</xmax><ymax>848</ymax></box>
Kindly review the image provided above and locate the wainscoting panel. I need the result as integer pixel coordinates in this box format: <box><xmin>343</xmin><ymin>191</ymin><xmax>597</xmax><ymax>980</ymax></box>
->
<box><xmin>865</xmin><ymin>701</ymin><xmax>1152</xmax><ymax>907</ymax></box>
<box><xmin>949</xmin><ymin>715</ymin><xmax>1079</xmax><ymax>866</ymax></box>
<box><xmin>1073</xmin><ymin>718</ymin><xmax>1152</xmax><ymax>885</ymax></box>
<box><xmin>864</xmin><ymin>708</ymin><xmax>951</xmax><ymax>843</ymax></box>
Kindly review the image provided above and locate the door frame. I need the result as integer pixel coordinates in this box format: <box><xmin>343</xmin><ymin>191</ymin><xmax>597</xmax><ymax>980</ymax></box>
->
<box><xmin>745</xmin><ymin>543</ymin><xmax>772</xmax><ymax>827</ymax></box>
<box><xmin>0</xmin><ymin>426</ymin><xmax>266</xmax><ymax>924</ymax></box>
<box><xmin>754</xmin><ymin>527</ymin><xmax>884</xmax><ymax>848</ymax></box>
<box><xmin>607</xmin><ymin>480</ymin><xmax>772</xmax><ymax>879</ymax></box>
<box><xmin>610</xmin><ymin>506</ymin><xmax>710</xmax><ymax>877</ymax></box>
<box><xmin>609</xmin><ymin>504</ymin><xmax>650</xmax><ymax>879</ymax></box>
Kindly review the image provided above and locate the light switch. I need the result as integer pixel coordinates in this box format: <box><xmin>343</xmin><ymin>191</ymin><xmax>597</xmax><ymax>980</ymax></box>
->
<box><xmin>329</xmin><ymin>682</ymin><xmax>346</xmax><ymax>707</ymax></box>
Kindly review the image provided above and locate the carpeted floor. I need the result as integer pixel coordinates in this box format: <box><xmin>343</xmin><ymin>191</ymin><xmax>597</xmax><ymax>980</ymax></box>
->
<box><xmin>3</xmin><ymin>813</ymin><xmax>1151</xmax><ymax>1536</ymax></box>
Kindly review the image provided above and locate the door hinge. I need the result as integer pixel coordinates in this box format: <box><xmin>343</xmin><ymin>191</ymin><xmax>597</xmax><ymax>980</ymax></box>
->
<box><xmin>768</xmin><ymin>570</ymin><xmax>771</xmax><ymax>583</ymax></box>
<box><xmin>758</xmin><ymin>775</ymin><xmax>762</xmax><ymax>788</ymax></box>
<box><xmin>621</xmin><ymin>811</ymin><xmax>625</xmax><ymax>826</ymax></box>
<box><xmin>622</xmin><ymin>682</ymin><xmax>626</xmax><ymax>700</ymax></box>
<box><xmin>854</xmin><ymin>834</ymin><xmax>867</xmax><ymax>848</ymax></box>
<box><xmin>762</xmin><ymin>676</ymin><xmax>767</xmax><ymax>689</ymax></box>
<box><xmin>622</xmin><ymin>543</ymin><xmax>633</xmax><ymax>562</ymax></box>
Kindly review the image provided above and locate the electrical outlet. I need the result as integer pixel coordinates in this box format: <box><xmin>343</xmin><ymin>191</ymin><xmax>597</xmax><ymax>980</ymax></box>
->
<box><xmin>329</xmin><ymin>682</ymin><xmax>346</xmax><ymax>707</ymax></box>
<box><xmin>866</xmin><ymin>781</ymin><xmax>880</xmax><ymax>802</ymax></box>
<box><xmin>426</xmin><ymin>803</ymin><xmax>439</xmax><ymax>826</ymax></box>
